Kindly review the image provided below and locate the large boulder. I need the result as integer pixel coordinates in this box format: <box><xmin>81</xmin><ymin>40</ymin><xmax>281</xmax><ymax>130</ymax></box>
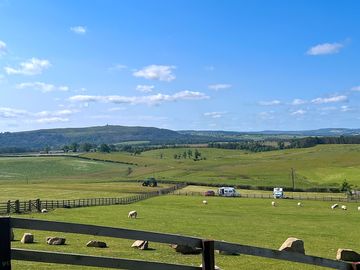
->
<box><xmin>86</xmin><ymin>240</ymin><xmax>107</xmax><ymax>248</ymax></box>
<box><xmin>170</xmin><ymin>244</ymin><xmax>202</xmax><ymax>254</ymax></box>
<box><xmin>21</xmin><ymin>233</ymin><xmax>34</xmax><ymax>244</ymax></box>
<box><xmin>336</xmin><ymin>249</ymin><xmax>360</xmax><ymax>262</ymax></box>
<box><xmin>279</xmin><ymin>237</ymin><xmax>305</xmax><ymax>254</ymax></box>
<box><xmin>131</xmin><ymin>240</ymin><xmax>149</xmax><ymax>250</ymax></box>
<box><xmin>46</xmin><ymin>237</ymin><xmax>66</xmax><ymax>245</ymax></box>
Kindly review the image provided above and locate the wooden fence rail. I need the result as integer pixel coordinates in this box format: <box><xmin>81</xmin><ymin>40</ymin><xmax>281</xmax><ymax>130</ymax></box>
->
<box><xmin>0</xmin><ymin>217</ymin><xmax>358</xmax><ymax>270</ymax></box>
<box><xmin>0</xmin><ymin>184</ymin><xmax>185</xmax><ymax>215</ymax></box>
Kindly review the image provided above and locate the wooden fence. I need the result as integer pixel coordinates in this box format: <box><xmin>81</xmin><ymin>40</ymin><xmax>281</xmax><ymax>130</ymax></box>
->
<box><xmin>0</xmin><ymin>217</ymin><xmax>359</xmax><ymax>270</ymax></box>
<box><xmin>0</xmin><ymin>184</ymin><xmax>185</xmax><ymax>215</ymax></box>
<box><xmin>173</xmin><ymin>191</ymin><xmax>360</xmax><ymax>202</ymax></box>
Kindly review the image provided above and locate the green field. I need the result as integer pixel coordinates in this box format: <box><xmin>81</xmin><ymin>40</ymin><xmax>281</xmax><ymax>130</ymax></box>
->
<box><xmin>82</xmin><ymin>144</ymin><xmax>360</xmax><ymax>188</ymax></box>
<box><xmin>10</xmin><ymin>195</ymin><xmax>360</xmax><ymax>270</ymax></box>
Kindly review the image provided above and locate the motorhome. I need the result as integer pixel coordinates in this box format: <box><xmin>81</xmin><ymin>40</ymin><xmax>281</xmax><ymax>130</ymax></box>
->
<box><xmin>218</xmin><ymin>187</ymin><xmax>239</xmax><ymax>197</ymax></box>
<box><xmin>273</xmin><ymin>187</ymin><xmax>284</xmax><ymax>198</ymax></box>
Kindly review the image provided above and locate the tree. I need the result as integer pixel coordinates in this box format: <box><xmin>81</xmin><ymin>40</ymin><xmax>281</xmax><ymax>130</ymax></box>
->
<box><xmin>71</xmin><ymin>142</ymin><xmax>79</xmax><ymax>152</ymax></box>
<box><xmin>174</xmin><ymin>154</ymin><xmax>178</xmax><ymax>159</ymax></box>
<box><xmin>187</xmin><ymin>149</ymin><xmax>193</xmax><ymax>158</ymax></box>
<box><xmin>80</xmin><ymin>143</ymin><xmax>93</xmax><ymax>152</ymax></box>
<box><xmin>62</xmin><ymin>145</ymin><xmax>70</xmax><ymax>153</ymax></box>
<box><xmin>183</xmin><ymin>151</ymin><xmax>187</xmax><ymax>159</ymax></box>
<box><xmin>127</xmin><ymin>167</ymin><xmax>133</xmax><ymax>176</ymax></box>
<box><xmin>194</xmin><ymin>149</ymin><xmax>201</xmax><ymax>160</ymax></box>
<box><xmin>340</xmin><ymin>179</ymin><xmax>353</xmax><ymax>196</ymax></box>
<box><xmin>99</xmin><ymin>143</ymin><xmax>111</xmax><ymax>153</ymax></box>
<box><xmin>160</xmin><ymin>152</ymin><xmax>164</xmax><ymax>159</ymax></box>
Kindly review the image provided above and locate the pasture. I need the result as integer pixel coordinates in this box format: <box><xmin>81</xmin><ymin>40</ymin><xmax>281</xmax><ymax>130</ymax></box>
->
<box><xmin>82</xmin><ymin>144</ymin><xmax>360</xmax><ymax>189</ymax></box>
<box><xmin>10</xmin><ymin>195</ymin><xmax>360</xmax><ymax>270</ymax></box>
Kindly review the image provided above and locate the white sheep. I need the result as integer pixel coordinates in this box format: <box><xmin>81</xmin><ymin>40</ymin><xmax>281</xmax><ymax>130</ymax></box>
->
<box><xmin>297</xmin><ymin>202</ymin><xmax>302</xmax><ymax>207</ymax></box>
<box><xmin>128</xmin><ymin>210</ymin><xmax>137</xmax><ymax>218</ymax></box>
<box><xmin>202</xmin><ymin>200</ymin><xmax>208</xmax><ymax>205</ymax></box>
<box><xmin>271</xmin><ymin>201</ymin><xmax>276</xmax><ymax>207</ymax></box>
<box><xmin>41</xmin><ymin>208</ymin><xmax>48</xmax><ymax>213</ymax></box>
<box><xmin>331</xmin><ymin>204</ymin><xmax>339</xmax><ymax>210</ymax></box>
<box><xmin>341</xmin><ymin>205</ymin><xmax>347</xmax><ymax>210</ymax></box>
<box><xmin>358</xmin><ymin>206</ymin><xmax>360</xmax><ymax>211</ymax></box>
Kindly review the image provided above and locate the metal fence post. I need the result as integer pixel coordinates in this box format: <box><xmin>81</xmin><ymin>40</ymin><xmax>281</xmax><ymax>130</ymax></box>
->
<box><xmin>0</xmin><ymin>217</ymin><xmax>11</xmax><ymax>270</ymax></box>
<box><xmin>202</xmin><ymin>239</ymin><xmax>215</xmax><ymax>270</ymax></box>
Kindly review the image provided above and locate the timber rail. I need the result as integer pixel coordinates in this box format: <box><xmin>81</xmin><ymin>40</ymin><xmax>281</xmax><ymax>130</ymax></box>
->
<box><xmin>0</xmin><ymin>217</ymin><xmax>359</xmax><ymax>270</ymax></box>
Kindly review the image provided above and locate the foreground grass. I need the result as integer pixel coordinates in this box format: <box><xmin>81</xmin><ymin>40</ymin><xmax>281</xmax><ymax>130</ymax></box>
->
<box><xmin>10</xmin><ymin>195</ymin><xmax>360</xmax><ymax>270</ymax></box>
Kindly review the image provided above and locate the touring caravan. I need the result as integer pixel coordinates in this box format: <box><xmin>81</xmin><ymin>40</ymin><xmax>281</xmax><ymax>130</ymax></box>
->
<box><xmin>273</xmin><ymin>187</ymin><xmax>284</xmax><ymax>198</ymax></box>
<box><xmin>218</xmin><ymin>187</ymin><xmax>239</xmax><ymax>197</ymax></box>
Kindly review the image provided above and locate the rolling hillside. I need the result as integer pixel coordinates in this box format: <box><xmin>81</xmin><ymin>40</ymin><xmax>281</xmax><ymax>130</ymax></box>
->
<box><xmin>0</xmin><ymin>125</ymin><xmax>213</xmax><ymax>151</ymax></box>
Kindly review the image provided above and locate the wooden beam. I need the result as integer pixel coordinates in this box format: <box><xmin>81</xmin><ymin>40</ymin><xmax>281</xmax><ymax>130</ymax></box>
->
<box><xmin>214</xmin><ymin>241</ymin><xmax>352</xmax><ymax>270</ymax></box>
<box><xmin>201</xmin><ymin>240</ymin><xmax>214</xmax><ymax>270</ymax></box>
<box><xmin>12</xmin><ymin>249</ymin><xmax>201</xmax><ymax>270</ymax></box>
<box><xmin>10</xmin><ymin>218</ymin><xmax>202</xmax><ymax>248</ymax></box>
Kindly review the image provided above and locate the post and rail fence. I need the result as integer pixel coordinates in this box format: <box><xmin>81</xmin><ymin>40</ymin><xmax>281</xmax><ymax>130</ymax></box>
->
<box><xmin>0</xmin><ymin>217</ymin><xmax>359</xmax><ymax>270</ymax></box>
<box><xmin>0</xmin><ymin>183</ymin><xmax>186</xmax><ymax>215</ymax></box>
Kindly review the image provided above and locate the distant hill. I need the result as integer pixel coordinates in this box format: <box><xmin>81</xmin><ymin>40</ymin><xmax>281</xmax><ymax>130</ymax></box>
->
<box><xmin>179</xmin><ymin>128</ymin><xmax>360</xmax><ymax>139</ymax></box>
<box><xmin>0</xmin><ymin>125</ymin><xmax>214</xmax><ymax>151</ymax></box>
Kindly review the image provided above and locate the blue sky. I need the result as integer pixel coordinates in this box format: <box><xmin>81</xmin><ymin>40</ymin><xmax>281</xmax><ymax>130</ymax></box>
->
<box><xmin>0</xmin><ymin>0</ymin><xmax>360</xmax><ymax>132</ymax></box>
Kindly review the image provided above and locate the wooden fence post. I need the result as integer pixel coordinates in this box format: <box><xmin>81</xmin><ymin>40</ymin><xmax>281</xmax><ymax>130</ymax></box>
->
<box><xmin>202</xmin><ymin>239</ymin><xmax>215</xmax><ymax>270</ymax></box>
<box><xmin>0</xmin><ymin>217</ymin><xmax>11</xmax><ymax>270</ymax></box>
<box><xmin>6</xmin><ymin>201</ymin><xmax>10</xmax><ymax>214</ymax></box>
<box><xmin>14</xmin><ymin>200</ymin><xmax>20</xmax><ymax>214</ymax></box>
<box><xmin>36</xmin><ymin>199</ymin><xmax>41</xmax><ymax>212</ymax></box>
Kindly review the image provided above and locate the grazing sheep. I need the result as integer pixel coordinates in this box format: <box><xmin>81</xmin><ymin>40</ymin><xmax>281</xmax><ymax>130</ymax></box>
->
<box><xmin>331</xmin><ymin>204</ymin><xmax>339</xmax><ymax>210</ymax></box>
<box><xmin>341</xmin><ymin>205</ymin><xmax>347</xmax><ymax>210</ymax></box>
<box><xmin>358</xmin><ymin>206</ymin><xmax>360</xmax><ymax>211</ymax></box>
<box><xmin>202</xmin><ymin>200</ymin><xmax>208</xmax><ymax>205</ymax></box>
<box><xmin>271</xmin><ymin>201</ymin><xmax>276</xmax><ymax>207</ymax></box>
<box><xmin>41</xmin><ymin>208</ymin><xmax>48</xmax><ymax>213</ymax></box>
<box><xmin>297</xmin><ymin>202</ymin><xmax>302</xmax><ymax>207</ymax></box>
<box><xmin>128</xmin><ymin>210</ymin><xmax>137</xmax><ymax>218</ymax></box>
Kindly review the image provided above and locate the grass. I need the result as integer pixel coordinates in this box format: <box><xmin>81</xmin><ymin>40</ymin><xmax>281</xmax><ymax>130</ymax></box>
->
<box><xmin>10</xmin><ymin>195</ymin><xmax>360</xmax><ymax>270</ymax></box>
<box><xmin>82</xmin><ymin>144</ymin><xmax>360</xmax><ymax>188</ymax></box>
<box><xmin>0</xmin><ymin>156</ymin><xmax>133</xmax><ymax>184</ymax></box>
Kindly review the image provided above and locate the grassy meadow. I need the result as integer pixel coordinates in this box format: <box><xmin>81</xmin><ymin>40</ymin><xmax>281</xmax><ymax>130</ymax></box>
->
<box><xmin>82</xmin><ymin>144</ymin><xmax>360</xmax><ymax>189</ymax></box>
<box><xmin>10</xmin><ymin>195</ymin><xmax>360</xmax><ymax>270</ymax></box>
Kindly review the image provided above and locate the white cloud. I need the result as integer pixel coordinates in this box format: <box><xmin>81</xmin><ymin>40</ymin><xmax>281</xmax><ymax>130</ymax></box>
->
<box><xmin>258</xmin><ymin>100</ymin><xmax>281</xmax><ymax>106</ymax></box>
<box><xmin>208</xmin><ymin>84</ymin><xmax>232</xmax><ymax>91</ymax></box>
<box><xmin>70</xmin><ymin>26</ymin><xmax>87</xmax><ymax>34</ymax></box>
<box><xmin>351</xmin><ymin>86</ymin><xmax>360</xmax><ymax>92</ymax></box>
<box><xmin>16</xmin><ymin>82</ymin><xmax>69</xmax><ymax>93</ymax></box>
<box><xmin>311</xmin><ymin>95</ymin><xmax>347</xmax><ymax>104</ymax></box>
<box><xmin>0</xmin><ymin>40</ymin><xmax>7</xmax><ymax>56</ymax></box>
<box><xmin>291</xmin><ymin>99</ymin><xmax>307</xmax><ymax>105</ymax></box>
<box><xmin>136</xmin><ymin>84</ymin><xmax>154</xmax><ymax>93</ymax></box>
<box><xmin>5</xmin><ymin>58</ymin><xmax>51</xmax><ymax>75</ymax></box>
<box><xmin>340</xmin><ymin>105</ymin><xmax>351</xmax><ymax>112</ymax></box>
<box><xmin>203</xmin><ymin>111</ymin><xmax>226</xmax><ymax>118</ymax></box>
<box><xmin>291</xmin><ymin>109</ymin><xmax>306</xmax><ymax>116</ymax></box>
<box><xmin>34</xmin><ymin>109</ymin><xmax>77</xmax><ymax>118</ymax></box>
<box><xmin>36</xmin><ymin>117</ymin><xmax>69</xmax><ymax>124</ymax></box>
<box><xmin>133</xmin><ymin>65</ymin><xmax>176</xmax><ymax>81</ymax></box>
<box><xmin>69</xmin><ymin>90</ymin><xmax>209</xmax><ymax>105</ymax></box>
<box><xmin>306</xmin><ymin>42</ymin><xmax>343</xmax><ymax>55</ymax></box>
<box><xmin>0</xmin><ymin>107</ymin><xmax>28</xmax><ymax>118</ymax></box>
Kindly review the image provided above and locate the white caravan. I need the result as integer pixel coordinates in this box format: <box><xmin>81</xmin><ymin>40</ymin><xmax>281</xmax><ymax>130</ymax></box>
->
<box><xmin>218</xmin><ymin>187</ymin><xmax>239</xmax><ymax>197</ymax></box>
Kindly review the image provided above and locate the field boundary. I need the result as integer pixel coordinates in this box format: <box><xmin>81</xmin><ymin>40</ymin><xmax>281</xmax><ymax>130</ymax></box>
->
<box><xmin>173</xmin><ymin>190</ymin><xmax>360</xmax><ymax>202</ymax></box>
<box><xmin>0</xmin><ymin>217</ymin><xmax>358</xmax><ymax>270</ymax></box>
<box><xmin>0</xmin><ymin>184</ymin><xmax>186</xmax><ymax>215</ymax></box>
